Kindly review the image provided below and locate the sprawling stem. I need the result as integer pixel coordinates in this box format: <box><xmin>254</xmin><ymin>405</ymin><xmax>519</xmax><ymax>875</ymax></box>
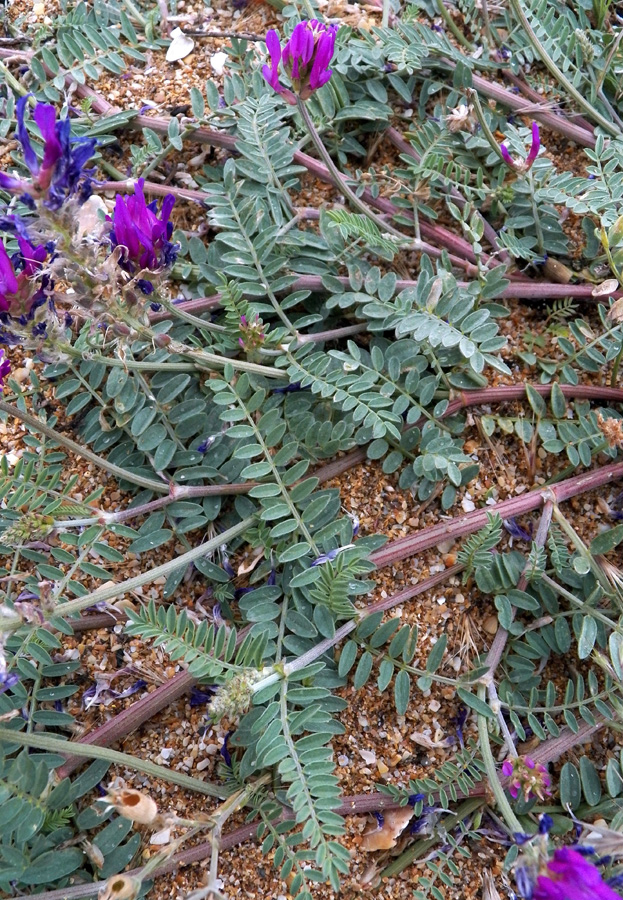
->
<box><xmin>506</xmin><ymin>0</ymin><xmax>618</xmax><ymax>136</ymax></box>
<box><xmin>0</xmin><ymin>726</ymin><xmax>226</xmax><ymax>798</ymax></box>
<box><xmin>0</xmin><ymin>399</ymin><xmax>170</xmax><ymax>494</ymax></box>
<box><xmin>0</xmin><ymin>517</ymin><xmax>254</xmax><ymax>632</ymax></box>
<box><xmin>296</xmin><ymin>98</ymin><xmax>413</xmax><ymax>245</ymax></box>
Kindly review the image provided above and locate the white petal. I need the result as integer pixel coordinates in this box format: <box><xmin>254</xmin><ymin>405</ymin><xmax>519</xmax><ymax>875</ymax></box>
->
<box><xmin>166</xmin><ymin>28</ymin><xmax>195</xmax><ymax>62</ymax></box>
<box><xmin>211</xmin><ymin>51</ymin><xmax>228</xmax><ymax>76</ymax></box>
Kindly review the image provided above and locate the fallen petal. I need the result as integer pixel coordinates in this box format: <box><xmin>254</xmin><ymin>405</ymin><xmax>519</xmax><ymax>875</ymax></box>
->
<box><xmin>166</xmin><ymin>28</ymin><xmax>195</xmax><ymax>62</ymax></box>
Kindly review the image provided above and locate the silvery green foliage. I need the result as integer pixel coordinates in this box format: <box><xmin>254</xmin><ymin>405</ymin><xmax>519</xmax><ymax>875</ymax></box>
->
<box><xmin>5</xmin><ymin>0</ymin><xmax>623</xmax><ymax>895</ymax></box>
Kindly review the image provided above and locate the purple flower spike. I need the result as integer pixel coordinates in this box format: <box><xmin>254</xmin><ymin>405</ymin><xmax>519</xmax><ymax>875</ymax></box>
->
<box><xmin>16</xmin><ymin>96</ymin><xmax>40</xmax><ymax>177</ymax></box>
<box><xmin>262</xmin><ymin>30</ymin><xmax>284</xmax><ymax>93</ymax></box>
<box><xmin>262</xmin><ymin>20</ymin><xmax>338</xmax><ymax>104</ymax></box>
<box><xmin>0</xmin><ymin>241</ymin><xmax>19</xmax><ymax>309</ymax></box>
<box><xmin>108</xmin><ymin>179</ymin><xmax>178</xmax><ymax>274</ymax></box>
<box><xmin>500</xmin><ymin>121</ymin><xmax>540</xmax><ymax>173</ymax></box>
<box><xmin>0</xmin><ymin>348</ymin><xmax>10</xmax><ymax>389</ymax></box>
<box><xmin>499</xmin><ymin>143</ymin><xmax>515</xmax><ymax>169</ymax></box>
<box><xmin>3</xmin><ymin>97</ymin><xmax>97</xmax><ymax>209</ymax></box>
<box><xmin>526</xmin><ymin>122</ymin><xmax>541</xmax><ymax>168</ymax></box>
<box><xmin>533</xmin><ymin>847</ymin><xmax>621</xmax><ymax>900</ymax></box>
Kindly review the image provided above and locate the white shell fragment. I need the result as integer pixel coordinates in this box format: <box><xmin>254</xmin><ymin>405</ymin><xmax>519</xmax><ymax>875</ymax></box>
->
<box><xmin>166</xmin><ymin>28</ymin><xmax>195</xmax><ymax>62</ymax></box>
<box><xmin>210</xmin><ymin>51</ymin><xmax>228</xmax><ymax>76</ymax></box>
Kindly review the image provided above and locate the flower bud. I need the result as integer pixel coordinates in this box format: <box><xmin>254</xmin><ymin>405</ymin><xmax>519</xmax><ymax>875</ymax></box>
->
<box><xmin>608</xmin><ymin>216</ymin><xmax>623</xmax><ymax>248</ymax></box>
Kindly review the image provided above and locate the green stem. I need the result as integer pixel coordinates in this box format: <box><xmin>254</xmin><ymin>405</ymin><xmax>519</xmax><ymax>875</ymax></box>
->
<box><xmin>0</xmin><ymin>517</ymin><xmax>254</xmax><ymax>632</ymax></box>
<box><xmin>465</xmin><ymin>89</ymin><xmax>508</xmax><ymax>165</ymax></box>
<box><xmin>0</xmin><ymin>60</ymin><xmax>29</xmax><ymax>97</ymax></box>
<box><xmin>382</xmin><ymin>0</ymin><xmax>391</xmax><ymax>29</ymax></box>
<box><xmin>121</xmin><ymin>0</ymin><xmax>147</xmax><ymax>27</ymax></box>
<box><xmin>477</xmin><ymin>683</ymin><xmax>523</xmax><ymax>834</ymax></box>
<box><xmin>157</xmin><ymin>297</ymin><xmax>227</xmax><ymax>334</ymax></box>
<box><xmin>167</xmin><ymin>338</ymin><xmax>285</xmax><ymax>379</ymax></box>
<box><xmin>551</xmin><ymin>504</ymin><xmax>614</xmax><ymax>595</ymax></box>
<box><xmin>96</xmin><ymin>158</ymin><xmax>127</xmax><ymax>181</ymax></box>
<box><xmin>0</xmin><ymin>727</ymin><xmax>227</xmax><ymax>798</ymax></box>
<box><xmin>507</xmin><ymin>0</ymin><xmax>619</xmax><ymax>137</ymax></box>
<box><xmin>296</xmin><ymin>98</ymin><xmax>412</xmax><ymax>244</ymax></box>
<box><xmin>0</xmin><ymin>399</ymin><xmax>170</xmax><ymax>494</ymax></box>
<box><xmin>434</xmin><ymin>0</ymin><xmax>474</xmax><ymax>51</ymax></box>
<box><xmin>528</xmin><ymin>169</ymin><xmax>545</xmax><ymax>256</ymax></box>
<box><xmin>140</xmin><ymin>127</ymin><xmax>197</xmax><ymax>179</ymax></box>
<box><xmin>378</xmin><ymin>797</ymin><xmax>484</xmax><ymax>878</ymax></box>
<box><xmin>612</xmin><ymin>341</ymin><xmax>623</xmax><ymax>387</ymax></box>
<box><xmin>72</xmin><ymin>351</ymin><xmax>196</xmax><ymax>372</ymax></box>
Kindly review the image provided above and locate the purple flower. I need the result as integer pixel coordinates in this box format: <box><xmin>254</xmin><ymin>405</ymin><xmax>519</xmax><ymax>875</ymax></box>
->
<box><xmin>500</xmin><ymin>122</ymin><xmax>540</xmax><ymax>173</ymax></box>
<box><xmin>451</xmin><ymin>705</ymin><xmax>468</xmax><ymax>748</ymax></box>
<box><xmin>311</xmin><ymin>543</ymin><xmax>354</xmax><ymax>566</ymax></box>
<box><xmin>504</xmin><ymin>517</ymin><xmax>533</xmax><ymax>542</ymax></box>
<box><xmin>262</xmin><ymin>20</ymin><xmax>338</xmax><ymax>104</ymax></box>
<box><xmin>0</xmin><ymin>348</ymin><xmax>10</xmax><ymax>389</ymax></box>
<box><xmin>220</xmin><ymin>729</ymin><xmax>234</xmax><ymax>767</ymax></box>
<box><xmin>0</xmin><ymin>97</ymin><xmax>96</xmax><ymax>209</ymax></box>
<box><xmin>189</xmin><ymin>686</ymin><xmax>216</xmax><ymax>707</ymax></box>
<box><xmin>0</xmin><ymin>237</ymin><xmax>48</xmax><ymax>319</ymax></box>
<box><xmin>503</xmin><ymin>756</ymin><xmax>552</xmax><ymax>802</ymax></box>
<box><xmin>533</xmin><ymin>848</ymin><xmax>621</xmax><ymax>900</ymax></box>
<box><xmin>108</xmin><ymin>179</ymin><xmax>178</xmax><ymax>273</ymax></box>
<box><xmin>0</xmin><ymin>671</ymin><xmax>19</xmax><ymax>695</ymax></box>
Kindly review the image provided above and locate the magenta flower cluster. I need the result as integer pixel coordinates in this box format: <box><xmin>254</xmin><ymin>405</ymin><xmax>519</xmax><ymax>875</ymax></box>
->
<box><xmin>263</xmin><ymin>20</ymin><xmax>338</xmax><ymax>104</ymax></box>
<box><xmin>0</xmin><ymin>96</ymin><xmax>96</xmax><ymax>209</ymax></box>
<box><xmin>107</xmin><ymin>178</ymin><xmax>177</xmax><ymax>292</ymax></box>
<box><xmin>500</xmin><ymin>122</ymin><xmax>540</xmax><ymax>173</ymax></box>
<box><xmin>533</xmin><ymin>848</ymin><xmax>622</xmax><ymax>900</ymax></box>
<box><xmin>0</xmin><ymin>236</ymin><xmax>50</xmax><ymax>346</ymax></box>
<box><xmin>502</xmin><ymin>756</ymin><xmax>552</xmax><ymax>802</ymax></box>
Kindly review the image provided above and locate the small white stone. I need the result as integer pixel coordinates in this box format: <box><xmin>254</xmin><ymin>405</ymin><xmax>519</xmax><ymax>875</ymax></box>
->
<box><xmin>33</xmin><ymin>2</ymin><xmax>45</xmax><ymax>14</ymax></box>
<box><xmin>150</xmin><ymin>827</ymin><xmax>171</xmax><ymax>845</ymax></box>
<box><xmin>211</xmin><ymin>51</ymin><xmax>228</xmax><ymax>76</ymax></box>
<box><xmin>461</xmin><ymin>496</ymin><xmax>476</xmax><ymax>512</ymax></box>
<box><xmin>359</xmin><ymin>748</ymin><xmax>377</xmax><ymax>765</ymax></box>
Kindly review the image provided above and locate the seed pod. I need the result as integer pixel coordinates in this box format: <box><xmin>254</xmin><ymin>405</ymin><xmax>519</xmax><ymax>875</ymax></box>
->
<box><xmin>106</xmin><ymin>788</ymin><xmax>158</xmax><ymax>825</ymax></box>
<box><xmin>98</xmin><ymin>875</ymin><xmax>141</xmax><ymax>900</ymax></box>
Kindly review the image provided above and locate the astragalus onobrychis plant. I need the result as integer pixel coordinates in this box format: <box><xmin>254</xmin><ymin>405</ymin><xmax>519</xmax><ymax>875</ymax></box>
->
<box><xmin>5</xmin><ymin>1</ymin><xmax>623</xmax><ymax>897</ymax></box>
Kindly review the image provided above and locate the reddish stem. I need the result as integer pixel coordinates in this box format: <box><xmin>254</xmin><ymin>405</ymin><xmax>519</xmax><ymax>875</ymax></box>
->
<box><xmin>55</xmin><ymin>670</ymin><xmax>195</xmax><ymax>779</ymax></box>
<box><xmin>503</xmin><ymin>72</ymin><xmax>595</xmax><ymax>135</ymax></box>
<box><xmin>370</xmin><ymin>458</ymin><xmax>623</xmax><ymax>569</ymax></box>
<box><xmin>467</xmin><ymin>70</ymin><xmax>596</xmax><ymax>149</ymax></box>
<box><xmin>151</xmin><ymin>276</ymin><xmax>621</xmax><ymax>322</ymax></box>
